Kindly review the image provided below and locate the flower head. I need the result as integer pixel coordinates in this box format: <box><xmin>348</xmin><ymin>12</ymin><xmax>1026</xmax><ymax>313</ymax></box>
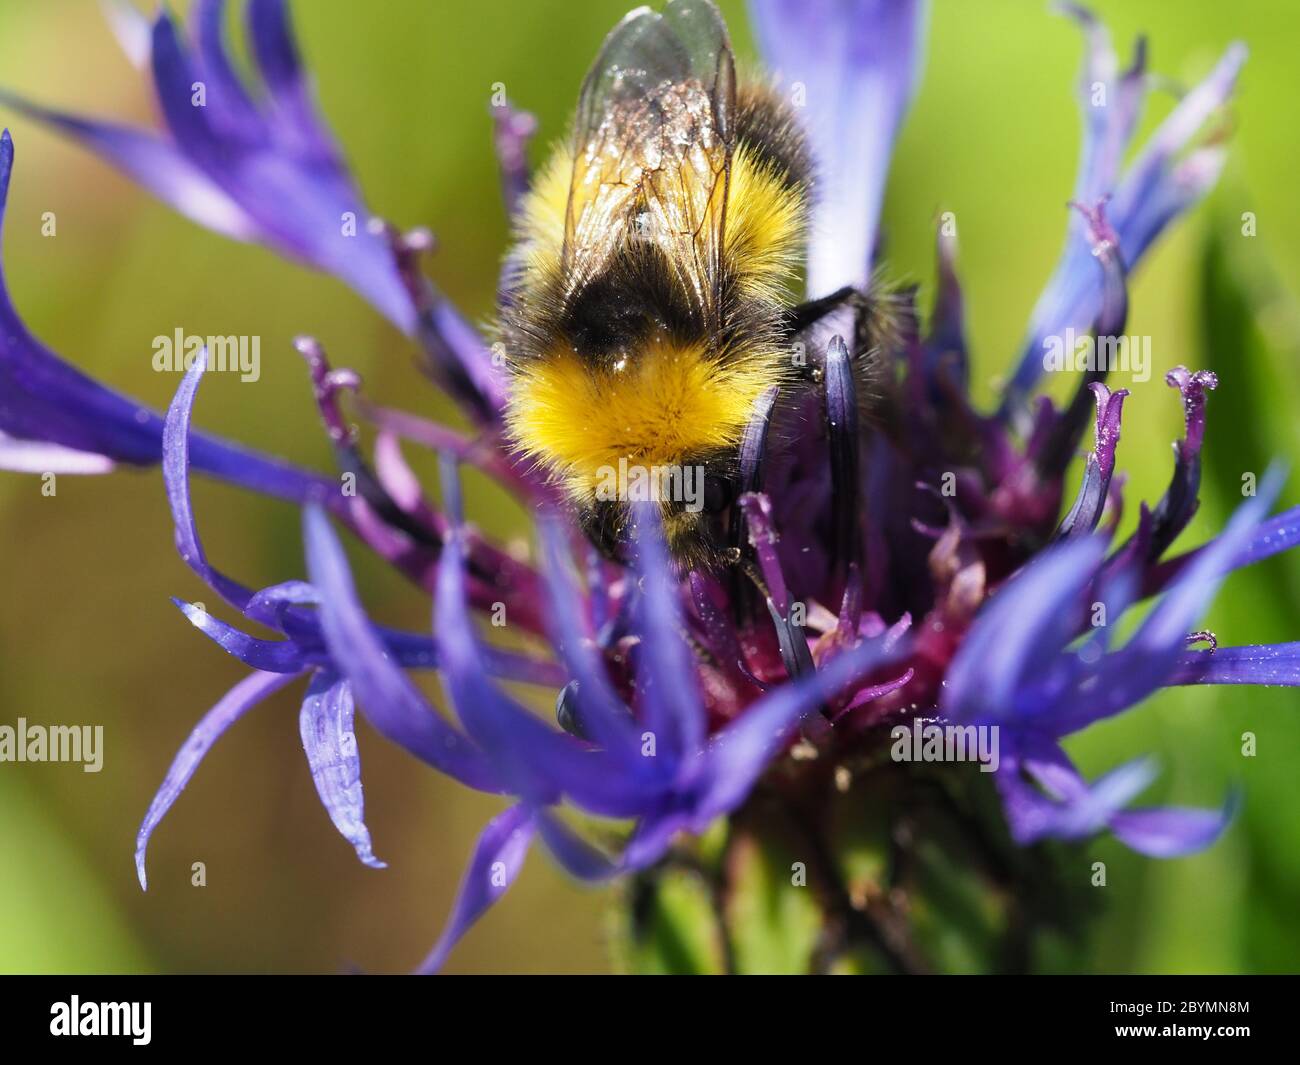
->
<box><xmin>2</xmin><ymin>0</ymin><xmax>1297</xmax><ymax>973</ymax></box>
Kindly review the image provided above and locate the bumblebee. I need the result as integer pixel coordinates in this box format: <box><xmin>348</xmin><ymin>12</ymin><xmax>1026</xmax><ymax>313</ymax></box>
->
<box><xmin>500</xmin><ymin>0</ymin><xmax>851</xmax><ymax>570</ymax></box>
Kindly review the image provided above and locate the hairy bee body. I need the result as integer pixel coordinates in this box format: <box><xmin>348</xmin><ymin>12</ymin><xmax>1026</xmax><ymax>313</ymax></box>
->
<box><xmin>500</xmin><ymin>0</ymin><xmax>814</xmax><ymax>569</ymax></box>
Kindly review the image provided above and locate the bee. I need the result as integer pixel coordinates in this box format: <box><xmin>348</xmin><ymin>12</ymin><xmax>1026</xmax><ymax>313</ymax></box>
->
<box><xmin>500</xmin><ymin>0</ymin><xmax>856</xmax><ymax>570</ymax></box>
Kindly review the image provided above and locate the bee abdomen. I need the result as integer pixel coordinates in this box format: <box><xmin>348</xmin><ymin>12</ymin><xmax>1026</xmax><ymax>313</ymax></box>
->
<box><xmin>733</xmin><ymin>81</ymin><xmax>812</xmax><ymax>195</ymax></box>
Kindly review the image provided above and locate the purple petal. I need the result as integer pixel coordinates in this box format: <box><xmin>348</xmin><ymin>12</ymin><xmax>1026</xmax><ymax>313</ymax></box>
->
<box><xmin>178</xmin><ymin>586</ymin><xmax>559</xmax><ymax>685</ymax></box>
<box><xmin>1058</xmin><ymin>4</ymin><xmax>1148</xmax><ymax>211</ymax></box>
<box><xmin>689</xmin><ymin>571</ymin><xmax>747</xmax><ymax>682</ymax></box>
<box><xmin>1108</xmin><ymin>799</ymin><xmax>1236</xmax><ymax>857</ymax></box>
<box><xmin>150</xmin><ymin>14</ymin><xmax>229</xmax><ymax>177</ymax></box>
<box><xmin>924</xmin><ymin>222</ymin><xmax>969</xmax><ymax>394</ymax></box>
<box><xmin>738</xmin><ymin>385</ymin><xmax>780</xmax><ymax>495</ymax></box>
<box><xmin>7</xmin><ymin>4</ymin><xmax>416</xmax><ymax>334</ymax></box>
<box><xmin>739</xmin><ymin>492</ymin><xmax>793</xmax><ymax>613</ymax></box>
<box><xmin>837</xmin><ymin>667</ymin><xmax>914</xmax><ymax>715</ymax></box>
<box><xmin>1134</xmin><ymin>466</ymin><xmax>1283</xmax><ymax>655</ymax></box>
<box><xmin>1032</xmin><ymin>201</ymin><xmax>1128</xmax><ymax>475</ymax></box>
<box><xmin>1055</xmin><ymin>383</ymin><xmax>1128</xmax><ymax>539</ymax></box>
<box><xmin>136</xmin><ymin>669</ymin><xmax>301</xmax><ymax>889</ymax></box>
<box><xmin>415</xmin><ymin>804</ymin><xmax>535</xmax><ymax>974</ymax></box>
<box><xmin>411</xmin><ymin>286</ymin><xmax>507</xmax><ymax>423</ymax></box>
<box><xmin>492</xmin><ymin>102</ymin><xmax>537</xmax><ymax>220</ymax></box>
<box><xmin>749</xmin><ymin>0</ymin><xmax>926</xmax><ymax>296</ymax></box>
<box><xmin>1111</xmin><ymin>43</ymin><xmax>1245</xmax><ymax>254</ymax></box>
<box><xmin>247</xmin><ymin>0</ymin><xmax>342</xmax><ymax>163</ymax></box>
<box><xmin>1148</xmin><ymin>367</ymin><xmax>1218</xmax><ymax>559</ymax></box>
<box><xmin>740</xmin><ymin>491</ymin><xmax>819</xmax><ymax>682</ymax></box>
<box><xmin>245</xmin><ymin>579</ymin><xmax>320</xmax><ymax>620</ymax></box>
<box><xmin>298</xmin><ymin>670</ymin><xmax>385</xmax><ymax>869</ymax></box>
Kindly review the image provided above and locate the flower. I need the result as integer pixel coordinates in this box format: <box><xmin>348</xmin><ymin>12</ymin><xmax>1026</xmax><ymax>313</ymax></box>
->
<box><xmin>2</xmin><ymin>0</ymin><xmax>1298</xmax><ymax>973</ymax></box>
<box><xmin>0</xmin><ymin>0</ymin><xmax>504</xmax><ymax>421</ymax></box>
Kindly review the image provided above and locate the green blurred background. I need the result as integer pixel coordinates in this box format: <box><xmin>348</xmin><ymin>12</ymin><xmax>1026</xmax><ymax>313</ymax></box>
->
<box><xmin>0</xmin><ymin>0</ymin><xmax>1297</xmax><ymax>973</ymax></box>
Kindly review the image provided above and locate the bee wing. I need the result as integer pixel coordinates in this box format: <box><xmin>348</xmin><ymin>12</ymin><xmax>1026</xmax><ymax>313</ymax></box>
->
<box><xmin>564</xmin><ymin>0</ymin><xmax>737</xmax><ymax>330</ymax></box>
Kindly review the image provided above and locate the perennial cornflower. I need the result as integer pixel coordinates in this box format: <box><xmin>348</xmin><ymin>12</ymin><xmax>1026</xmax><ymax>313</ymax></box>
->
<box><xmin>2</xmin><ymin>0</ymin><xmax>1297</xmax><ymax>974</ymax></box>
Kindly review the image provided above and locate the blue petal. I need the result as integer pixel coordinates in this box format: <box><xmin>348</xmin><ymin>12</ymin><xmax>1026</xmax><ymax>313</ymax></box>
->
<box><xmin>629</xmin><ymin>501</ymin><xmax>707</xmax><ymax>776</ymax></box>
<box><xmin>1108</xmin><ymin>796</ymin><xmax>1237</xmax><ymax>857</ymax></box>
<box><xmin>0</xmin><ymin>132</ymin><xmax>340</xmax><ymax>503</ymax></box>
<box><xmin>0</xmin><ymin>98</ymin><xmax>258</xmax><ymax>239</ymax></box>
<box><xmin>162</xmin><ymin>351</ymin><xmax>266</xmax><ymax>611</ymax></box>
<box><xmin>534</xmin><ymin>810</ymin><xmax>621</xmax><ymax>882</ymax></box>
<box><xmin>1152</xmin><ymin>504</ymin><xmax>1300</xmax><ymax>589</ymax></box>
<box><xmin>4</xmin><ymin>5</ymin><xmax>414</xmax><ymax>334</ymax></box>
<box><xmin>192</xmin><ymin>1</ymin><xmax>266</xmax><ymax>142</ymax></box>
<box><xmin>433</xmin><ymin>506</ymin><xmax>669</xmax><ymax>816</ymax></box>
<box><xmin>415</xmin><ymin>804</ymin><xmax>535</xmax><ymax>974</ymax></box>
<box><xmin>1054</xmin><ymin>384</ymin><xmax>1127</xmax><ymax>539</ymax></box>
<box><xmin>175</xmin><ymin>598</ymin><xmax>312</xmax><ymax>673</ymax></box>
<box><xmin>247</xmin><ymin>0</ymin><xmax>341</xmax><ymax>161</ymax></box>
<box><xmin>995</xmin><ymin>742</ymin><xmax>1156</xmax><ymax>845</ymax></box>
<box><xmin>1170</xmin><ymin>642</ymin><xmax>1300</xmax><ymax>686</ymax></box>
<box><xmin>943</xmin><ymin>535</ymin><xmax>1107</xmax><ymax>725</ymax></box>
<box><xmin>749</xmin><ymin>0</ymin><xmax>927</xmax><ymax>296</ymax></box>
<box><xmin>298</xmin><ymin>670</ymin><xmax>386</xmax><ymax>869</ymax></box>
<box><xmin>1004</xmin><ymin>14</ymin><xmax>1244</xmax><ymax>411</ymax></box>
<box><xmin>136</xmin><ymin>669</ymin><xmax>302</xmax><ymax>889</ymax></box>
<box><xmin>151</xmin><ymin>14</ymin><xmax>229</xmax><ymax>178</ymax></box>
<box><xmin>536</xmin><ymin>514</ymin><xmax>646</xmax><ymax>765</ymax></box>
<box><xmin>1032</xmin><ymin>467</ymin><xmax>1284</xmax><ymax>737</ymax></box>
<box><xmin>302</xmin><ymin>504</ymin><xmax>502</xmax><ymax>792</ymax></box>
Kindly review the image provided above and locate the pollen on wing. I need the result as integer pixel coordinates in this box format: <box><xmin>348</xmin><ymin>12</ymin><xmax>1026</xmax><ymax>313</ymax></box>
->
<box><xmin>505</xmin><ymin>336</ymin><xmax>776</xmax><ymax>500</ymax></box>
<box><xmin>511</xmin><ymin>141</ymin><xmax>805</xmax><ymax>307</ymax></box>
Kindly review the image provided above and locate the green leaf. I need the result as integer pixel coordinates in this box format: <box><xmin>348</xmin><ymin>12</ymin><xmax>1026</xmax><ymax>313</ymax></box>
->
<box><xmin>1198</xmin><ymin>214</ymin><xmax>1300</xmax><ymax>494</ymax></box>
<box><xmin>723</xmin><ymin>829</ymin><xmax>822</xmax><ymax>974</ymax></box>
<box><xmin>616</xmin><ymin>868</ymin><xmax>726</xmax><ymax>975</ymax></box>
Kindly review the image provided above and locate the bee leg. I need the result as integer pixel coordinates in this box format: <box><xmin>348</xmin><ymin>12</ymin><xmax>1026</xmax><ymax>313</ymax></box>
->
<box><xmin>779</xmin><ymin>284</ymin><xmax>860</xmax><ymax>340</ymax></box>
